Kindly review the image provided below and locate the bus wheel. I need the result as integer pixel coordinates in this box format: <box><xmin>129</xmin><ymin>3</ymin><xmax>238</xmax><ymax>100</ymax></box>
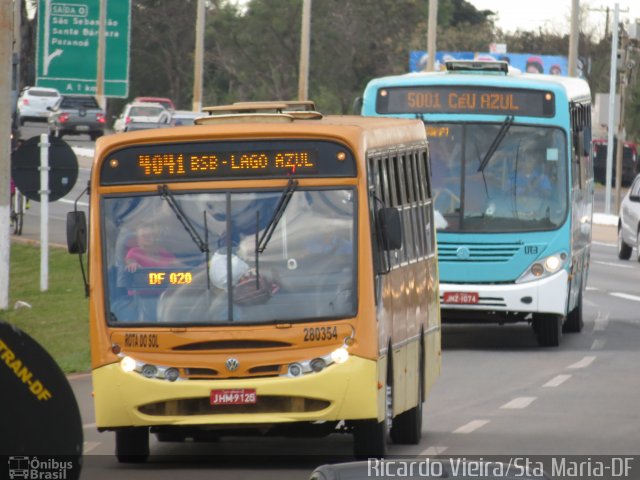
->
<box><xmin>352</xmin><ymin>385</ymin><xmax>391</xmax><ymax>459</ymax></box>
<box><xmin>533</xmin><ymin>314</ymin><xmax>562</xmax><ymax>347</ymax></box>
<box><xmin>563</xmin><ymin>290</ymin><xmax>584</xmax><ymax>333</ymax></box>
<box><xmin>617</xmin><ymin>226</ymin><xmax>632</xmax><ymax>260</ymax></box>
<box><xmin>390</xmin><ymin>380</ymin><xmax>423</xmax><ymax>444</ymax></box>
<box><xmin>115</xmin><ymin>427</ymin><xmax>149</xmax><ymax>463</ymax></box>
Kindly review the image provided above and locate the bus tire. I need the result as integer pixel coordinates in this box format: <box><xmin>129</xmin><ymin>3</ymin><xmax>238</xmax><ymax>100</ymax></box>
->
<box><xmin>352</xmin><ymin>418</ymin><xmax>387</xmax><ymax>459</ymax></box>
<box><xmin>390</xmin><ymin>382</ymin><xmax>422</xmax><ymax>444</ymax></box>
<box><xmin>534</xmin><ymin>314</ymin><xmax>562</xmax><ymax>347</ymax></box>
<box><xmin>617</xmin><ymin>226</ymin><xmax>632</xmax><ymax>260</ymax></box>
<box><xmin>353</xmin><ymin>380</ymin><xmax>391</xmax><ymax>459</ymax></box>
<box><xmin>563</xmin><ymin>290</ymin><xmax>584</xmax><ymax>333</ymax></box>
<box><xmin>115</xmin><ymin>427</ymin><xmax>149</xmax><ymax>463</ymax></box>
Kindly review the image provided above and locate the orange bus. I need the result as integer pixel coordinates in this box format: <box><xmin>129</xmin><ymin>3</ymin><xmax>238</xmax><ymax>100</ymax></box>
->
<box><xmin>67</xmin><ymin>101</ymin><xmax>441</xmax><ymax>461</ymax></box>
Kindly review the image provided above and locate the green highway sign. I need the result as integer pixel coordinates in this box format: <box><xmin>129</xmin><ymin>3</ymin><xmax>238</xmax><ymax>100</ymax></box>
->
<box><xmin>36</xmin><ymin>0</ymin><xmax>131</xmax><ymax>97</ymax></box>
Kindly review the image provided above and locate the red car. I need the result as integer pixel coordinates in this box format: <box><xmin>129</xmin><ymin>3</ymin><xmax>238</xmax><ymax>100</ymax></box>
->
<box><xmin>592</xmin><ymin>138</ymin><xmax>638</xmax><ymax>186</ymax></box>
<box><xmin>133</xmin><ymin>96</ymin><xmax>175</xmax><ymax>112</ymax></box>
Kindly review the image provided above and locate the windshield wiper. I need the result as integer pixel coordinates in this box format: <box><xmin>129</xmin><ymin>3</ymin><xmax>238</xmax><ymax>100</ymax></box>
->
<box><xmin>477</xmin><ymin>115</ymin><xmax>514</xmax><ymax>173</ymax></box>
<box><xmin>257</xmin><ymin>178</ymin><xmax>298</xmax><ymax>254</ymax></box>
<box><xmin>159</xmin><ymin>185</ymin><xmax>211</xmax><ymax>288</ymax></box>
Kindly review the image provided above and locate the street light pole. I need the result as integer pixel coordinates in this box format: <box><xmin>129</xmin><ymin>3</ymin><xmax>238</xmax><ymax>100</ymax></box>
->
<box><xmin>0</xmin><ymin>0</ymin><xmax>14</xmax><ymax>309</ymax></box>
<box><xmin>426</xmin><ymin>0</ymin><xmax>438</xmax><ymax>72</ymax></box>
<box><xmin>568</xmin><ymin>0</ymin><xmax>579</xmax><ymax>76</ymax></box>
<box><xmin>298</xmin><ymin>0</ymin><xmax>311</xmax><ymax>101</ymax></box>
<box><xmin>96</xmin><ymin>0</ymin><xmax>106</xmax><ymax>111</ymax></box>
<box><xmin>192</xmin><ymin>0</ymin><xmax>205</xmax><ymax>112</ymax></box>
<box><xmin>605</xmin><ymin>4</ymin><xmax>619</xmax><ymax>215</ymax></box>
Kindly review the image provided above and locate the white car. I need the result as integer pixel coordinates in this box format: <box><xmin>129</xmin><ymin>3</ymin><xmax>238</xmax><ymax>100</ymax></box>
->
<box><xmin>617</xmin><ymin>173</ymin><xmax>640</xmax><ymax>261</ymax></box>
<box><xmin>113</xmin><ymin>102</ymin><xmax>171</xmax><ymax>133</ymax></box>
<box><xmin>170</xmin><ymin>110</ymin><xmax>202</xmax><ymax>126</ymax></box>
<box><xmin>16</xmin><ymin>86</ymin><xmax>61</xmax><ymax>124</ymax></box>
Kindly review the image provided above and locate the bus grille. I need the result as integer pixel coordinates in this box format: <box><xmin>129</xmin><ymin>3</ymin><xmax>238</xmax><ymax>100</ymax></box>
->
<box><xmin>138</xmin><ymin>396</ymin><xmax>330</xmax><ymax>416</ymax></box>
<box><xmin>437</xmin><ymin>242</ymin><xmax>521</xmax><ymax>263</ymax></box>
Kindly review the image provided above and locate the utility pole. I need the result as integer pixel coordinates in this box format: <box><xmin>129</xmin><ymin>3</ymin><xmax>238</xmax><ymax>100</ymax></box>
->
<box><xmin>192</xmin><ymin>0</ymin><xmax>205</xmax><ymax>112</ymax></box>
<box><xmin>96</xmin><ymin>0</ymin><xmax>107</xmax><ymax>111</ymax></box>
<box><xmin>298</xmin><ymin>0</ymin><xmax>311</xmax><ymax>101</ymax></box>
<box><xmin>1</xmin><ymin>0</ymin><xmax>14</xmax><ymax>310</ymax></box>
<box><xmin>614</xmin><ymin>24</ymin><xmax>631</xmax><ymax>213</ymax></box>
<box><xmin>426</xmin><ymin>0</ymin><xmax>438</xmax><ymax>72</ymax></box>
<box><xmin>604</xmin><ymin>4</ymin><xmax>619</xmax><ymax>215</ymax></box>
<box><xmin>568</xmin><ymin>0</ymin><xmax>579</xmax><ymax>77</ymax></box>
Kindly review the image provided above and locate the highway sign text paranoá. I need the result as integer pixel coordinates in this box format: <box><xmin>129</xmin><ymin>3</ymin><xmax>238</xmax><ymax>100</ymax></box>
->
<box><xmin>36</xmin><ymin>0</ymin><xmax>131</xmax><ymax>97</ymax></box>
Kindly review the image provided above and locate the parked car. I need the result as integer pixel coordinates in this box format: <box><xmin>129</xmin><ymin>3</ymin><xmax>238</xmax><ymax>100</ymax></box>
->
<box><xmin>133</xmin><ymin>96</ymin><xmax>175</xmax><ymax>112</ymax></box>
<box><xmin>170</xmin><ymin>110</ymin><xmax>201</xmax><ymax>126</ymax></box>
<box><xmin>16</xmin><ymin>86</ymin><xmax>61</xmax><ymax>124</ymax></box>
<box><xmin>47</xmin><ymin>95</ymin><xmax>106</xmax><ymax>140</ymax></box>
<box><xmin>618</xmin><ymin>173</ymin><xmax>640</xmax><ymax>261</ymax></box>
<box><xmin>113</xmin><ymin>102</ymin><xmax>171</xmax><ymax>133</ymax></box>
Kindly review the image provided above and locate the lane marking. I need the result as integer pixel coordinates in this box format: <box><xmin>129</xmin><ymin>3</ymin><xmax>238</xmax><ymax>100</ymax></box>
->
<box><xmin>422</xmin><ymin>446</ymin><xmax>448</xmax><ymax>456</ymax></box>
<box><xmin>585</xmin><ymin>286</ymin><xmax>599</xmax><ymax>291</ymax></box>
<box><xmin>543</xmin><ymin>374</ymin><xmax>571</xmax><ymax>388</ymax></box>
<box><xmin>83</xmin><ymin>441</ymin><xmax>100</xmax><ymax>454</ymax></box>
<box><xmin>83</xmin><ymin>423</ymin><xmax>96</xmax><ymax>430</ymax></box>
<box><xmin>453</xmin><ymin>419</ymin><xmax>489</xmax><ymax>434</ymax></box>
<box><xmin>592</xmin><ymin>241</ymin><xmax>616</xmax><ymax>248</ymax></box>
<box><xmin>591</xmin><ymin>338</ymin><xmax>606</xmax><ymax>350</ymax></box>
<box><xmin>568</xmin><ymin>356</ymin><xmax>596</xmax><ymax>369</ymax></box>
<box><xmin>500</xmin><ymin>397</ymin><xmax>537</xmax><ymax>409</ymax></box>
<box><xmin>610</xmin><ymin>292</ymin><xmax>640</xmax><ymax>303</ymax></box>
<box><xmin>593</xmin><ymin>311</ymin><xmax>609</xmax><ymax>332</ymax></box>
<box><xmin>594</xmin><ymin>261</ymin><xmax>635</xmax><ymax>269</ymax></box>
<box><xmin>58</xmin><ymin>198</ymin><xmax>89</xmax><ymax>207</ymax></box>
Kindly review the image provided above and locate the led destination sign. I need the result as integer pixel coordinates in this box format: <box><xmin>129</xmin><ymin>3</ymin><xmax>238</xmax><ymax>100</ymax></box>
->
<box><xmin>100</xmin><ymin>140</ymin><xmax>356</xmax><ymax>185</ymax></box>
<box><xmin>376</xmin><ymin>86</ymin><xmax>555</xmax><ymax>117</ymax></box>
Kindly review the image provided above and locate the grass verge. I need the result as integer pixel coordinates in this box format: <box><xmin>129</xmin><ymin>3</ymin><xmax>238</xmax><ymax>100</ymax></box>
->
<box><xmin>2</xmin><ymin>241</ymin><xmax>90</xmax><ymax>373</ymax></box>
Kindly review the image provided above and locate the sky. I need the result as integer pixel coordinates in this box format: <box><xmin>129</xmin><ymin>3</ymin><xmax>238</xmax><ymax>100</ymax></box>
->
<box><xmin>467</xmin><ymin>0</ymin><xmax>640</xmax><ymax>36</ymax></box>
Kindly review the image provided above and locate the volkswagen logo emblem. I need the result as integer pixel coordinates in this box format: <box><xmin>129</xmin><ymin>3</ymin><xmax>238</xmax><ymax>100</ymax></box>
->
<box><xmin>225</xmin><ymin>358</ymin><xmax>240</xmax><ymax>372</ymax></box>
<box><xmin>456</xmin><ymin>246</ymin><xmax>471</xmax><ymax>260</ymax></box>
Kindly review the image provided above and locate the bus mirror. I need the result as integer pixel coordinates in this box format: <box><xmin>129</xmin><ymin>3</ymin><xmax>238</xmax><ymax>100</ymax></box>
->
<box><xmin>66</xmin><ymin>211</ymin><xmax>87</xmax><ymax>254</ymax></box>
<box><xmin>377</xmin><ymin>207</ymin><xmax>402</xmax><ymax>251</ymax></box>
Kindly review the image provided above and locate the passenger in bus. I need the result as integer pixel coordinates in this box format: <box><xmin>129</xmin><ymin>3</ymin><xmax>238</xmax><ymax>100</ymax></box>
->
<box><xmin>122</xmin><ymin>224</ymin><xmax>180</xmax><ymax>321</ymax></box>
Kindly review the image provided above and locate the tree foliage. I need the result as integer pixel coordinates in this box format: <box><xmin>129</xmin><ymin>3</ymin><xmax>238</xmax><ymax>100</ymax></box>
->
<box><xmin>22</xmin><ymin>0</ymin><xmax>639</xmax><ymax>140</ymax></box>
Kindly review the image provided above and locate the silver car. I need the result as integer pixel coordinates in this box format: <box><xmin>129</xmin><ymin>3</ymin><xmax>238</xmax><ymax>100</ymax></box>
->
<box><xmin>618</xmin><ymin>173</ymin><xmax>640</xmax><ymax>260</ymax></box>
<box><xmin>16</xmin><ymin>86</ymin><xmax>61</xmax><ymax>124</ymax></box>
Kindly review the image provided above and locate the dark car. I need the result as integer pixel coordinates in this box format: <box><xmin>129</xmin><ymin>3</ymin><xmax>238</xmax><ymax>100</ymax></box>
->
<box><xmin>618</xmin><ymin>173</ymin><xmax>640</xmax><ymax>261</ymax></box>
<box><xmin>47</xmin><ymin>95</ymin><xmax>106</xmax><ymax>140</ymax></box>
<box><xmin>593</xmin><ymin>138</ymin><xmax>638</xmax><ymax>187</ymax></box>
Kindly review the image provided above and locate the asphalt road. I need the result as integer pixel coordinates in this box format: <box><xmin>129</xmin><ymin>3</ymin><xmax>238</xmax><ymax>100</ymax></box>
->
<box><xmin>12</xmin><ymin>122</ymin><xmax>640</xmax><ymax>479</ymax></box>
<box><xmin>67</xmin><ymin>241</ymin><xmax>640</xmax><ymax>479</ymax></box>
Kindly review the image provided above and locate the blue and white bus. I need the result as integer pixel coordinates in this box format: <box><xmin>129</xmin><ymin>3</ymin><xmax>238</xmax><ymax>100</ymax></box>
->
<box><xmin>362</xmin><ymin>61</ymin><xmax>593</xmax><ymax>346</ymax></box>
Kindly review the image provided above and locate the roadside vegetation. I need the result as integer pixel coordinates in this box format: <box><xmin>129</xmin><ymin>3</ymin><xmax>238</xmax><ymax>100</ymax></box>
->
<box><xmin>16</xmin><ymin>0</ymin><xmax>637</xmax><ymax>143</ymax></box>
<box><xmin>2</xmin><ymin>242</ymin><xmax>90</xmax><ymax>373</ymax></box>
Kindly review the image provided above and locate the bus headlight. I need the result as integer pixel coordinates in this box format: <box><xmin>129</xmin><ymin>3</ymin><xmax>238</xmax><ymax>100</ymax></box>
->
<box><xmin>288</xmin><ymin>363</ymin><xmax>304</xmax><ymax>377</ymax></box>
<box><xmin>164</xmin><ymin>368</ymin><xmax>180</xmax><ymax>382</ymax></box>
<box><xmin>330</xmin><ymin>347</ymin><xmax>349</xmax><ymax>364</ymax></box>
<box><xmin>141</xmin><ymin>364</ymin><xmax>158</xmax><ymax>378</ymax></box>
<box><xmin>517</xmin><ymin>252</ymin><xmax>568</xmax><ymax>283</ymax></box>
<box><xmin>120</xmin><ymin>356</ymin><xmax>137</xmax><ymax>373</ymax></box>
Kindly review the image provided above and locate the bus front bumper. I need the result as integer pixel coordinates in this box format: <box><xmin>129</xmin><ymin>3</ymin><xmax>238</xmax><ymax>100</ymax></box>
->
<box><xmin>93</xmin><ymin>355</ymin><xmax>379</xmax><ymax>428</ymax></box>
<box><xmin>439</xmin><ymin>269</ymin><xmax>568</xmax><ymax>318</ymax></box>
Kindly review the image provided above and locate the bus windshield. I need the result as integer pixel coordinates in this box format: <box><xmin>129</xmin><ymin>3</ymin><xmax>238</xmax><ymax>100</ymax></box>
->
<box><xmin>103</xmin><ymin>187</ymin><xmax>356</xmax><ymax>325</ymax></box>
<box><xmin>428</xmin><ymin>123</ymin><xmax>568</xmax><ymax>233</ymax></box>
